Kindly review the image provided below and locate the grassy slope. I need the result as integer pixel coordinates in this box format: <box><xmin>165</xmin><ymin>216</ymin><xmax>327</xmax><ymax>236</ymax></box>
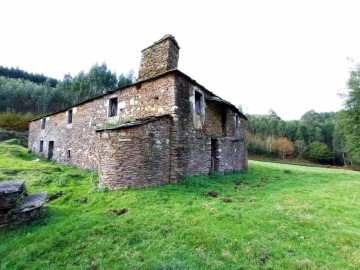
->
<box><xmin>0</xmin><ymin>140</ymin><xmax>360</xmax><ymax>270</ymax></box>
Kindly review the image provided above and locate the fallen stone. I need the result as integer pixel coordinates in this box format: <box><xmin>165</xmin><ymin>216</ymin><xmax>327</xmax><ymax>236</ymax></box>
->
<box><xmin>106</xmin><ymin>208</ymin><xmax>128</xmax><ymax>216</ymax></box>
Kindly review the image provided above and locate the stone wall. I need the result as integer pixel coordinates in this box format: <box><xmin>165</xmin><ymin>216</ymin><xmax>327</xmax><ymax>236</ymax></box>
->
<box><xmin>204</xmin><ymin>101</ymin><xmax>224</xmax><ymax>136</ymax></box>
<box><xmin>173</xmin><ymin>75</ymin><xmax>247</xmax><ymax>176</ymax></box>
<box><xmin>213</xmin><ymin>138</ymin><xmax>246</xmax><ymax>173</ymax></box>
<box><xmin>0</xmin><ymin>181</ymin><xmax>47</xmax><ymax>230</ymax></box>
<box><xmin>28</xmin><ymin>74</ymin><xmax>177</xmax><ymax>169</ymax></box>
<box><xmin>138</xmin><ymin>35</ymin><xmax>180</xmax><ymax>81</ymax></box>
<box><xmin>96</xmin><ymin>116</ymin><xmax>172</xmax><ymax>189</ymax></box>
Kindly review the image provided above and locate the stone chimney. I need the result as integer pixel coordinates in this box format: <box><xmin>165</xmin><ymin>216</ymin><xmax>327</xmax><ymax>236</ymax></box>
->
<box><xmin>138</xmin><ymin>34</ymin><xmax>180</xmax><ymax>81</ymax></box>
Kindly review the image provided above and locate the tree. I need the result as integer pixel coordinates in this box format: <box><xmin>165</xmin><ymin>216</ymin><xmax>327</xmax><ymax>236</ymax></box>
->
<box><xmin>339</xmin><ymin>62</ymin><xmax>360</xmax><ymax>161</ymax></box>
<box><xmin>294</xmin><ymin>139</ymin><xmax>307</xmax><ymax>158</ymax></box>
<box><xmin>307</xmin><ymin>141</ymin><xmax>331</xmax><ymax>163</ymax></box>
<box><xmin>333</xmin><ymin>111</ymin><xmax>348</xmax><ymax>166</ymax></box>
<box><xmin>273</xmin><ymin>137</ymin><xmax>294</xmax><ymax>159</ymax></box>
<box><xmin>118</xmin><ymin>70</ymin><xmax>135</xmax><ymax>88</ymax></box>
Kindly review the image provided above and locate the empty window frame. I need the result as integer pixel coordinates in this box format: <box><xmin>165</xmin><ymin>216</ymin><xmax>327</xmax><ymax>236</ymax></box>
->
<box><xmin>235</xmin><ymin>114</ymin><xmax>239</xmax><ymax>128</ymax></box>
<box><xmin>108</xmin><ymin>97</ymin><xmax>118</xmax><ymax>117</ymax></box>
<box><xmin>67</xmin><ymin>150</ymin><xmax>71</xmax><ymax>159</ymax></box>
<box><xmin>41</xmin><ymin>118</ymin><xmax>46</xmax><ymax>129</ymax></box>
<box><xmin>195</xmin><ymin>91</ymin><xmax>202</xmax><ymax>113</ymax></box>
<box><xmin>40</xmin><ymin>140</ymin><xmax>43</xmax><ymax>152</ymax></box>
<box><xmin>68</xmin><ymin>109</ymin><xmax>73</xmax><ymax>124</ymax></box>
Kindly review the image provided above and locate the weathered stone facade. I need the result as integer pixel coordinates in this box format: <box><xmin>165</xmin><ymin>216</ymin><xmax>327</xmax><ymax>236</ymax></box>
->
<box><xmin>96</xmin><ymin>116</ymin><xmax>172</xmax><ymax>189</ymax></box>
<box><xmin>28</xmin><ymin>35</ymin><xmax>248</xmax><ymax>190</ymax></box>
<box><xmin>28</xmin><ymin>74</ymin><xmax>177</xmax><ymax>169</ymax></box>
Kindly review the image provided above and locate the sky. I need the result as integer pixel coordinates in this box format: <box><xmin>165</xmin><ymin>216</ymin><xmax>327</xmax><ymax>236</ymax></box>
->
<box><xmin>1</xmin><ymin>0</ymin><xmax>360</xmax><ymax>120</ymax></box>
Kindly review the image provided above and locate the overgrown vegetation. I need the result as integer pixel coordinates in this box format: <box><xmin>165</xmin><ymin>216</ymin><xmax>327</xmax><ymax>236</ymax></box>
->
<box><xmin>1</xmin><ymin>140</ymin><xmax>359</xmax><ymax>269</ymax></box>
<box><xmin>97</xmin><ymin>118</ymin><xmax>137</xmax><ymax>130</ymax></box>
<box><xmin>0</xmin><ymin>130</ymin><xmax>28</xmax><ymax>147</ymax></box>
<box><xmin>0</xmin><ymin>111</ymin><xmax>37</xmax><ymax>131</ymax></box>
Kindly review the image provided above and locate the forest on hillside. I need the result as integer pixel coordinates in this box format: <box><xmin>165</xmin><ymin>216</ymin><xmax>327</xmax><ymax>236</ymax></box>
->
<box><xmin>246</xmin><ymin>110</ymin><xmax>344</xmax><ymax>165</ymax></box>
<box><xmin>245</xmin><ymin>62</ymin><xmax>360</xmax><ymax>167</ymax></box>
<box><xmin>0</xmin><ymin>64</ymin><xmax>135</xmax><ymax>116</ymax></box>
<box><xmin>0</xmin><ymin>62</ymin><xmax>359</xmax><ymax>168</ymax></box>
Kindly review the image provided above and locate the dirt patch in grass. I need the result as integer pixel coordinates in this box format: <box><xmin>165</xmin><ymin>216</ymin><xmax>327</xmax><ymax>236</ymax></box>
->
<box><xmin>47</xmin><ymin>192</ymin><xmax>63</xmax><ymax>202</ymax></box>
<box><xmin>205</xmin><ymin>191</ymin><xmax>219</xmax><ymax>198</ymax></box>
<box><xmin>2</xmin><ymin>169</ymin><xmax>21</xmax><ymax>175</ymax></box>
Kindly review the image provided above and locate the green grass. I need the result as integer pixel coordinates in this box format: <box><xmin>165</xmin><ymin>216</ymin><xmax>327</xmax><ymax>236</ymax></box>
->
<box><xmin>0</xmin><ymin>139</ymin><xmax>360</xmax><ymax>269</ymax></box>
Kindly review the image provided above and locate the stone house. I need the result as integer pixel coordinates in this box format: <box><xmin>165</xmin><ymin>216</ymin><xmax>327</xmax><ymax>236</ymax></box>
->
<box><xmin>28</xmin><ymin>35</ymin><xmax>248</xmax><ymax>189</ymax></box>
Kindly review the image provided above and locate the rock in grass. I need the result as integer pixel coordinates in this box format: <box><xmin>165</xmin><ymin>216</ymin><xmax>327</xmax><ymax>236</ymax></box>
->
<box><xmin>205</xmin><ymin>191</ymin><xmax>219</xmax><ymax>198</ymax></box>
<box><xmin>106</xmin><ymin>208</ymin><xmax>128</xmax><ymax>216</ymax></box>
<box><xmin>221</xmin><ymin>198</ymin><xmax>232</xmax><ymax>203</ymax></box>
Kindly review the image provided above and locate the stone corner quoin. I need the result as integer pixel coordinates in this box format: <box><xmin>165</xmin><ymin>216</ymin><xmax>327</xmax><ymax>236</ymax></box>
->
<box><xmin>28</xmin><ymin>34</ymin><xmax>248</xmax><ymax>190</ymax></box>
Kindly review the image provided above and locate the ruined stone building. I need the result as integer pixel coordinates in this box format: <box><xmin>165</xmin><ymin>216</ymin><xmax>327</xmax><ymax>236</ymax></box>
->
<box><xmin>28</xmin><ymin>35</ymin><xmax>248</xmax><ymax>189</ymax></box>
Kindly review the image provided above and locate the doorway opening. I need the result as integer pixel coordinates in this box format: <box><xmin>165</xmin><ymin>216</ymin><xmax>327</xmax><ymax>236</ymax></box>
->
<box><xmin>48</xmin><ymin>141</ymin><xmax>54</xmax><ymax>160</ymax></box>
<box><xmin>211</xmin><ymin>139</ymin><xmax>217</xmax><ymax>171</ymax></box>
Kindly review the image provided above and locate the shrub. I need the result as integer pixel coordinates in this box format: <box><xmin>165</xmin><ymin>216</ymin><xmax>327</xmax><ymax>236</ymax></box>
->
<box><xmin>307</xmin><ymin>141</ymin><xmax>332</xmax><ymax>163</ymax></box>
<box><xmin>0</xmin><ymin>111</ymin><xmax>38</xmax><ymax>131</ymax></box>
<box><xmin>0</xmin><ymin>130</ymin><xmax>28</xmax><ymax>147</ymax></box>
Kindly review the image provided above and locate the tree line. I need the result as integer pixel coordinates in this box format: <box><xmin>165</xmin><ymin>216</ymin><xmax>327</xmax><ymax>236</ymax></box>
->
<box><xmin>0</xmin><ymin>66</ymin><xmax>59</xmax><ymax>87</ymax></box>
<box><xmin>0</xmin><ymin>63</ymin><xmax>135</xmax><ymax>116</ymax></box>
<box><xmin>246</xmin><ymin>110</ymin><xmax>339</xmax><ymax>164</ymax></box>
<box><xmin>245</xmin><ymin>62</ymin><xmax>360</xmax><ymax>167</ymax></box>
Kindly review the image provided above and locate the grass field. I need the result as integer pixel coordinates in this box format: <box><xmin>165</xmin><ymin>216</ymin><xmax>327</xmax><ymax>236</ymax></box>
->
<box><xmin>0</xmin><ymin>139</ymin><xmax>360</xmax><ymax>270</ymax></box>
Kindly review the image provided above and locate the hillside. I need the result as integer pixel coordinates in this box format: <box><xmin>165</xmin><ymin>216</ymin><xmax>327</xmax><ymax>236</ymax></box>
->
<box><xmin>0</xmin><ymin>140</ymin><xmax>359</xmax><ymax>269</ymax></box>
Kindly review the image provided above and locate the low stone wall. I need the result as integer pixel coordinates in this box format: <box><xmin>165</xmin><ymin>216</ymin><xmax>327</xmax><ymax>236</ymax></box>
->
<box><xmin>0</xmin><ymin>181</ymin><xmax>47</xmax><ymax>230</ymax></box>
<box><xmin>96</xmin><ymin>116</ymin><xmax>172</xmax><ymax>189</ymax></box>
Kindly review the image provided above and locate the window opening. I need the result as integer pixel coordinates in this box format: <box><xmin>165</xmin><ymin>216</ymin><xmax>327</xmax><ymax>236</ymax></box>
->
<box><xmin>68</xmin><ymin>109</ymin><xmax>73</xmax><ymax>124</ymax></box>
<box><xmin>108</xmin><ymin>97</ymin><xmax>118</xmax><ymax>117</ymax></box>
<box><xmin>67</xmin><ymin>150</ymin><xmax>71</xmax><ymax>159</ymax></box>
<box><xmin>235</xmin><ymin>115</ymin><xmax>239</xmax><ymax>128</ymax></box>
<box><xmin>41</xmin><ymin>118</ymin><xmax>46</xmax><ymax>129</ymax></box>
<box><xmin>40</xmin><ymin>140</ymin><xmax>43</xmax><ymax>152</ymax></box>
<box><xmin>195</xmin><ymin>91</ymin><xmax>202</xmax><ymax>113</ymax></box>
